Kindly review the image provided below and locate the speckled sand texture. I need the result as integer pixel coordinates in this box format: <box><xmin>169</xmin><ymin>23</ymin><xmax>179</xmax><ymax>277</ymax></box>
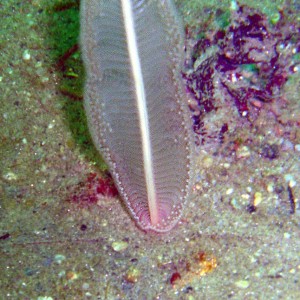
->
<box><xmin>1</xmin><ymin>1</ymin><xmax>299</xmax><ymax>299</ymax></box>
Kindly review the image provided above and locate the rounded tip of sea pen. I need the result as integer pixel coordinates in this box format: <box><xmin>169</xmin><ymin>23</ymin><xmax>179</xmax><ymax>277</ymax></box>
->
<box><xmin>135</xmin><ymin>204</ymin><xmax>185</xmax><ymax>233</ymax></box>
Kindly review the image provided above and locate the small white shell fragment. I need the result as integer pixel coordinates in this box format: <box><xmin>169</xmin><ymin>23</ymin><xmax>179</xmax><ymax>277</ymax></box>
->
<box><xmin>54</xmin><ymin>254</ymin><xmax>66</xmax><ymax>264</ymax></box>
<box><xmin>22</xmin><ymin>49</ymin><xmax>31</xmax><ymax>61</ymax></box>
<box><xmin>226</xmin><ymin>188</ymin><xmax>234</xmax><ymax>195</ymax></box>
<box><xmin>112</xmin><ymin>241</ymin><xmax>128</xmax><ymax>252</ymax></box>
<box><xmin>235</xmin><ymin>280</ymin><xmax>250</xmax><ymax>289</ymax></box>
<box><xmin>254</xmin><ymin>192</ymin><xmax>263</xmax><ymax>206</ymax></box>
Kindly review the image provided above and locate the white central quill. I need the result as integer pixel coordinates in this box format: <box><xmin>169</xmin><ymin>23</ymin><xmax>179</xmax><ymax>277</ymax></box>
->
<box><xmin>121</xmin><ymin>0</ymin><xmax>158</xmax><ymax>225</ymax></box>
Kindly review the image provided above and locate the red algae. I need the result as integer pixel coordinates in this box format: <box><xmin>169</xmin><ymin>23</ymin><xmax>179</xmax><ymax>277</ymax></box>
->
<box><xmin>68</xmin><ymin>172</ymin><xmax>118</xmax><ymax>206</ymax></box>
<box><xmin>170</xmin><ymin>272</ymin><xmax>182</xmax><ymax>286</ymax></box>
<box><xmin>183</xmin><ymin>4</ymin><xmax>300</xmax><ymax>145</ymax></box>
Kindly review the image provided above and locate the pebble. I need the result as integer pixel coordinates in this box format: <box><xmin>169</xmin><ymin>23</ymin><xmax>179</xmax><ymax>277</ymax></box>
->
<box><xmin>230</xmin><ymin>0</ymin><xmax>238</xmax><ymax>11</ymax></box>
<box><xmin>254</xmin><ymin>192</ymin><xmax>262</xmax><ymax>206</ymax></box>
<box><xmin>195</xmin><ymin>183</ymin><xmax>202</xmax><ymax>191</ymax></box>
<box><xmin>226</xmin><ymin>188</ymin><xmax>234</xmax><ymax>195</ymax></box>
<box><xmin>270</xmin><ymin>12</ymin><xmax>281</xmax><ymax>25</ymax></box>
<box><xmin>48</xmin><ymin>121</ymin><xmax>55</xmax><ymax>129</ymax></box>
<box><xmin>112</xmin><ymin>241</ymin><xmax>128</xmax><ymax>252</ymax></box>
<box><xmin>282</xmin><ymin>139</ymin><xmax>294</xmax><ymax>151</ymax></box>
<box><xmin>267</xmin><ymin>183</ymin><xmax>274</xmax><ymax>193</ymax></box>
<box><xmin>66</xmin><ymin>271</ymin><xmax>78</xmax><ymax>281</ymax></box>
<box><xmin>124</xmin><ymin>266</ymin><xmax>140</xmax><ymax>283</ymax></box>
<box><xmin>3</xmin><ymin>171</ymin><xmax>18</xmax><ymax>181</ymax></box>
<box><xmin>54</xmin><ymin>254</ymin><xmax>66</xmax><ymax>264</ymax></box>
<box><xmin>22</xmin><ymin>49</ymin><xmax>31</xmax><ymax>61</ymax></box>
<box><xmin>230</xmin><ymin>198</ymin><xmax>241</xmax><ymax>209</ymax></box>
<box><xmin>223</xmin><ymin>163</ymin><xmax>230</xmax><ymax>169</ymax></box>
<box><xmin>235</xmin><ymin>280</ymin><xmax>250</xmax><ymax>289</ymax></box>
<box><xmin>236</xmin><ymin>146</ymin><xmax>251</xmax><ymax>159</ymax></box>
<box><xmin>284</xmin><ymin>174</ymin><xmax>296</xmax><ymax>187</ymax></box>
<box><xmin>58</xmin><ymin>270</ymin><xmax>65</xmax><ymax>278</ymax></box>
<box><xmin>82</xmin><ymin>283</ymin><xmax>90</xmax><ymax>290</ymax></box>
<box><xmin>101</xmin><ymin>219</ymin><xmax>108</xmax><ymax>227</ymax></box>
<box><xmin>289</xmin><ymin>180</ymin><xmax>296</xmax><ymax>188</ymax></box>
<box><xmin>289</xmin><ymin>268</ymin><xmax>296</xmax><ymax>274</ymax></box>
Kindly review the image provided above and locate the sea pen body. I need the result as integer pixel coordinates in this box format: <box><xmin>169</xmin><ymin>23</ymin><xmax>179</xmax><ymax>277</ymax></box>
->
<box><xmin>81</xmin><ymin>0</ymin><xmax>193</xmax><ymax>232</ymax></box>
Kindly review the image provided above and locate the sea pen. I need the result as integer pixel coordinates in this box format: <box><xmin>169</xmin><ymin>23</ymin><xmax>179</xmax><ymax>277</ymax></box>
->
<box><xmin>81</xmin><ymin>0</ymin><xmax>194</xmax><ymax>232</ymax></box>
